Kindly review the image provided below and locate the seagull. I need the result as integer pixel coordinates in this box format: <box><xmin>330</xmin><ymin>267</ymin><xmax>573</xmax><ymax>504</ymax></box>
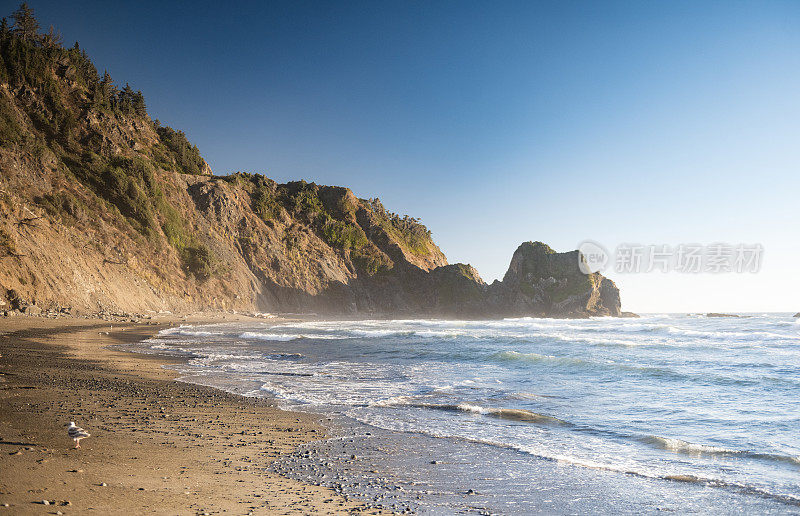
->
<box><xmin>67</xmin><ymin>422</ymin><xmax>90</xmax><ymax>449</ymax></box>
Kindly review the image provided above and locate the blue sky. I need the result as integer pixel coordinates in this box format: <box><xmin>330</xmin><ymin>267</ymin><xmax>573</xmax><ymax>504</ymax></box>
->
<box><xmin>11</xmin><ymin>0</ymin><xmax>800</xmax><ymax>312</ymax></box>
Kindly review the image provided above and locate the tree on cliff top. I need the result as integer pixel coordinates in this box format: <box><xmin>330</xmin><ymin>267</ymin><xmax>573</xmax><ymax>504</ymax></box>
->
<box><xmin>10</xmin><ymin>3</ymin><xmax>38</xmax><ymax>43</ymax></box>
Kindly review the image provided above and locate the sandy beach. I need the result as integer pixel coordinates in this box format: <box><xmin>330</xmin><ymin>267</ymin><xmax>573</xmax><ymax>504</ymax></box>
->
<box><xmin>0</xmin><ymin>315</ymin><xmax>385</xmax><ymax>515</ymax></box>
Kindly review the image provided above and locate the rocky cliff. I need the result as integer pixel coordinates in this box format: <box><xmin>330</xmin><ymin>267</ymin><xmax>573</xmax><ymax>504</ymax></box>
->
<box><xmin>422</xmin><ymin>242</ymin><xmax>621</xmax><ymax>318</ymax></box>
<box><xmin>0</xmin><ymin>12</ymin><xmax>622</xmax><ymax>318</ymax></box>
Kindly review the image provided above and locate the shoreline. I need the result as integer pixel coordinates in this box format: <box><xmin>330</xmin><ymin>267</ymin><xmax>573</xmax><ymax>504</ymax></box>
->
<box><xmin>0</xmin><ymin>316</ymin><xmax>386</xmax><ymax>514</ymax></box>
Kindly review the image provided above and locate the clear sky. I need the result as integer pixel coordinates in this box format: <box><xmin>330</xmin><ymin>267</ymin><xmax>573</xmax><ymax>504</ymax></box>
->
<box><xmin>10</xmin><ymin>0</ymin><xmax>800</xmax><ymax>312</ymax></box>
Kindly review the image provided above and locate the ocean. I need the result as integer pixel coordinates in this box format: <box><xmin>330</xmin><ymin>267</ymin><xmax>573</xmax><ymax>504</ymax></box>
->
<box><xmin>126</xmin><ymin>314</ymin><xmax>800</xmax><ymax>514</ymax></box>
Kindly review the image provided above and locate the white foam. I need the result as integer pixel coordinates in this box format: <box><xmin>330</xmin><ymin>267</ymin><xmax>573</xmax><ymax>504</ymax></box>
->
<box><xmin>160</xmin><ymin>325</ymin><xmax>223</xmax><ymax>337</ymax></box>
<box><xmin>456</xmin><ymin>403</ymin><xmax>490</xmax><ymax>414</ymax></box>
<box><xmin>239</xmin><ymin>331</ymin><xmax>348</xmax><ymax>341</ymax></box>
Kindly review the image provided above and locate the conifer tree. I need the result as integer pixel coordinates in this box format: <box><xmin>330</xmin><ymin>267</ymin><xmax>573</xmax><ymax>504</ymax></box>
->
<box><xmin>10</xmin><ymin>3</ymin><xmax>39</xmax><ymax>43</ymax></box>
<box><xmin>0</xmin><ymin>18</ymin><xmax>9</xmax><ymax>41</ymax></box>
<box><xmin>96</xmin><ymin>70</ymin><xmax>117</xmax><ymax>110</ymax></box>
<box><xmin>132</xmin><ymin>90</ymin><xmax>146</xmax><ymax>117</ymax></box>
<box><xmin>119</xmin><ymin>83</ymin><xmax>134</xmax><ymax>113</ymax></box>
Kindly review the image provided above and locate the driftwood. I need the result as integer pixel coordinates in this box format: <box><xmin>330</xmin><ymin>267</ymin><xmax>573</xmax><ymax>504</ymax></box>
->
<box><xmin>16</xmin><ymin>216</ymin><xmax>42</xmax><ymax>227</ymax></box>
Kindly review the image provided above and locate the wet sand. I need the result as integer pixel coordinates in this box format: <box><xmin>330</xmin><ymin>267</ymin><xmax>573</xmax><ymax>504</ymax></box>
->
<box><xmin>0</xmin><ymin>316</ymin><xmax>386</xmax><ymax>514</ymax></box>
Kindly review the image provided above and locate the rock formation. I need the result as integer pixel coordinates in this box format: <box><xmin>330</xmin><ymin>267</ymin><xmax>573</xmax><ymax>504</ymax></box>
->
<box><xmin>420</xmin><ymin>242</ymin><xmax>621</xmax><ymax>318</ymax></box>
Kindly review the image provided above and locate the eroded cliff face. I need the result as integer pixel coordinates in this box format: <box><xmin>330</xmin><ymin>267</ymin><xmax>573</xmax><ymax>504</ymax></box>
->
<box><xmin>0</xmin><ymin>28</ymin><xmax>621</xmax><ymax>318</ymax></box>
<box><xmin>0</xmin><ymin>160</ymin><xmax>452</xmax><ymax>315</ymax></box>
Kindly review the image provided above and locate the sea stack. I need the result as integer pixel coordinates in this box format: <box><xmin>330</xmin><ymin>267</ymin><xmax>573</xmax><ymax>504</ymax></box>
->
<box><xmin>488</xmin><ymin>241</ymin><xmax>621</xmax><ymax>318</ymax></box>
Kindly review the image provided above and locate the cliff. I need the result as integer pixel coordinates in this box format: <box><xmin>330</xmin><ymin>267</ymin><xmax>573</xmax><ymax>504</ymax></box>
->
<box><xmin>0</xmin><ymin>10</ymin><xmax>622</xmax><ymax>318</ymax></box>
<box><xmin>491</xmin><ymin>242</ymin><xmax>620</xmax><ymax>317</ymax></box>
<box><xmin>423</xmin><ymin>242</ymin><xmax>621</xmax><ymax>318</ymax></box>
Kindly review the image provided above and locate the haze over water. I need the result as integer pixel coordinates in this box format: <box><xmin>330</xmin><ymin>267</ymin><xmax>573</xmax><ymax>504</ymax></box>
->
<box><xmin>132</xmin><ymin>314</ymin><xmax>800</xmax><ymax>513</ymax></box>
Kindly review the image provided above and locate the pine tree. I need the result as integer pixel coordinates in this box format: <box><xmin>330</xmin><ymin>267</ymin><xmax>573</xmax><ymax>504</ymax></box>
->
<box><xmin>10</xmin><ymin>3</ymin><xmax>39</xmax><ymax>43</ymax></box>
<box><xmin>114</xmin><ymin>83</ymin><xmax>137</xmax><ymax>114</ymax></box>
<box><xmin>100</xmin><ymin>71</ymin><xmax>112</xmax><ymax>97</ymax></box>
<box><xmin>132</xmin><ymin>90</ymin><xmax>147</xmax><ymax>117</ymax></box>
<box><xmin>98</xmin><ymin>71</ymin><xmax>118</xmax><ymax>110</ymax></box>
<box><xmin>96</xmin><ymin>70</ymin><xmax>115</xmax><ymax>109</ymax></box>
<box><xmin>0</xmin><ymin>18</ymin><xmax>10</xmax><ymax>41</ymax></box>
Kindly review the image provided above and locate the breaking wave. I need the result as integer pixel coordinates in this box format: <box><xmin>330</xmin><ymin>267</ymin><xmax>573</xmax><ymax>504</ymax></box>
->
<box><xmin>641</xmin><ymin>435</ymin><xmax>800</xmax><ymax>466</ymax></box>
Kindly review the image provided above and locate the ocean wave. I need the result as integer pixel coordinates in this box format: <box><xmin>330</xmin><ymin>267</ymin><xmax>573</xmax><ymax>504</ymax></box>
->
<box><xmin>135</xmin><ymin>342</ymin><xmax>200</xmax><ymax>357</ymax></box>
<box><xmin>370</xmin><ymin>395</ymin><xmax>417</xmax><ymax>407</ymax></box>
<box><xmin>266</xmin><ymin>352</ymin><xmax>304</xmax><ymax>360</ymax></box>
<box><xmin>480</xmin><ymin>406</ymin><xmax>570</xmax><ymax>426</ymax></box>
<box><xmin>665</xmin><ymin>326</ymin><xmax>796</xmax><ymax>341</ymax></box>
<box><xmin>641</xmin><ymin>435</ymin><xmax>800</xmax><ymax>466</ymax></box>
<box><xmin>489</xmin><ymin>350</ymin><xmax>794</xmax><ymax>386</ymax></box>
<box><xmin>263</xmin><ymin>318</ymin><xmax>799</xmax><ymax>346</ymax></box>
<box><xmin>642</xmin><ymin>435</ymin><xmax>741</xmax><ymax>456</ymax></box>
<box><xmin>371</xmin><ymin>397</ymin><xmax>571</xmax><ymax>426</ymax></box>
<box><xmin>656</xmin><ymin>475</ymin><xmax>800</xmax><ymax>507</ymax></box>
<box><xmin>349</xmin><ymin>329</ymin><xmax>416</xmax><ymax>338</ymax></box>
<box><xmin>585</xmin><ymin>323</ymin><xmax>670</xmax><ymax>334</ymax></box>
<box><xmin>161</xmin><ymin>325</ymin><xmax>224</xmax><ymax>337</ymax></box>
<box><xmin>239</xmin><ymin>331</ymin><xmax>349</xmax><ymax>341</ymax></box>
<box><xmin>239</xmin><ymin>332</ymin><xmax>298</xmax><ymax>341</ymax></box>
<box><xmin>489</xmin><ymin>350</ymin><xmax>591</xmax><ymax>368</ymax></box>
<box><xmin>489</xmin><ymin>350</ymin><xmax>687</xmax><ymax>380</ymax></box>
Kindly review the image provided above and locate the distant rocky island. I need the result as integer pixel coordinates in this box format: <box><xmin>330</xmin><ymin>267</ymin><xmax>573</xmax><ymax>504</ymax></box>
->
<box><xmin>0</xmin><ymin>8</ymin><xmax>623</xmax><ymax>319</ymax></box>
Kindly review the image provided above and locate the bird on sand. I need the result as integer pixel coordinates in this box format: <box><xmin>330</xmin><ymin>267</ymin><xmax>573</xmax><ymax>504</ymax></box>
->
<box><xmin>67</xmin><ymin>422</ymin><xmax>90</xmax><ymax>448</ymax></box>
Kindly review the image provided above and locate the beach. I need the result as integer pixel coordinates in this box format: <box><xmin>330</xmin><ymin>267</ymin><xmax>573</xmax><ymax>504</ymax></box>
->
<box><xmin>0</xmin><ymin>315</ymin><xmax>384</xmax><ymax>515</ymax></box>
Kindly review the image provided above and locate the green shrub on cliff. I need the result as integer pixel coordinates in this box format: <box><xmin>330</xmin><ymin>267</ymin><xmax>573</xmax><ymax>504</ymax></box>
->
<box><xmin>155</xmin><ymin>125</ymin><xmax>205</xmax><ymax>175</ymax></box>
<box><xmin>98</xmin><ymin>163</ymin><xmax>155</xmax><ymax>233</ymax></box>
<box><xmin>34</xmin><ymin>191</ymin><xmax>87</xmax><ymax>224</ymax></box>
<box><xmin>0</xmin><ymin>94</ymin><xmax>22</xmax><ymax>144</ymax></box>
<box><xmin>366</xmin><ymin>198</ymin><xmax>433</xmax><ymax>256</ymax></box>
<box><xmin>280</xmin><ymin>181</ymin><xmax>368</xmax><ymax>250</ymax></box>
<box><xmin>320</xmin><ymin>216</ymin><xmax>368</xmax><ymax>250</ymax></box>
<box><xmin>251</xmin><ymin>183</ymin><xmax>281</xmax><ymax>222</ymax></box>
<box><xmin>284</xmin><ymin>181</ymin><xmax>325</xmax><ymax>221</ymax></box>
<box><xmin>181</xmin><ymin>243</ymin><xmax>216</xmax><ymax>280</ymax></box>
<box><xmin>157</xmin><ymin>194</ymin><xmax>217</xmax><ymax>280</ymax></box>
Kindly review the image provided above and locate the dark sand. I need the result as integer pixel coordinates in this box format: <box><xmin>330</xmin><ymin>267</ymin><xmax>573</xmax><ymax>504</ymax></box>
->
<box><xmin>0</xmin><ymin>316</ymin><xmax>387</xmax><ymax>514</ymax></box>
